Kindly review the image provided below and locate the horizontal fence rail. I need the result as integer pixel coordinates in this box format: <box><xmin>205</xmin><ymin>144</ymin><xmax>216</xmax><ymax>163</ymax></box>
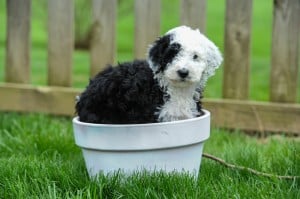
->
<box><xmin>1</xmin><ymin>0</ymin><xmax>300</xmax><ymax>134</ymax></box>
<box><xmin>1</xmin><ymin>83</ymin><xmax>299</xmax><ymax>134</ymax></box>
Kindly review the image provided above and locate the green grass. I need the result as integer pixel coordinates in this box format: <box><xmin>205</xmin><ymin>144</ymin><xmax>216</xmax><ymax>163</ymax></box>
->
<box><xmin>0</xmin><ymin>113</ymin><xmax>299</xmax><ymax>198</ymax></box>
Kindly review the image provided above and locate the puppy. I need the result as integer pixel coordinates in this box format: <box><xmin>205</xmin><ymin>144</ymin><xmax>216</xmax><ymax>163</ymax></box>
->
<box><xmin>76</xmin><ymin>26</ymin><xmax>222</xmax><ymax>124</ymax></box>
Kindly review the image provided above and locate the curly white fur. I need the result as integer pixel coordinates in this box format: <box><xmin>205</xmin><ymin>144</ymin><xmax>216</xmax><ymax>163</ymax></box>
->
<box><xmin>149</xmin><ymin>26</ymin><xmax>222</xmax><ymax>122</ymax></box>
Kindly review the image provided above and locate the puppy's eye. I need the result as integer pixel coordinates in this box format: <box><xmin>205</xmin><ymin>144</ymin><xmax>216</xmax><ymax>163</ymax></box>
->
<box><xmin>193</xmin><ymin>54</ymin><xmax>198</xmax><ymax>60</ymax></box>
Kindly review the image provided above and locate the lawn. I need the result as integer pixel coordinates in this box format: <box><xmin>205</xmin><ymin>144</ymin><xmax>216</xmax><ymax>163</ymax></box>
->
<box><xmin>0</xmin><ymin>0</ymin><xmax>299</xmax><ymax>198</ymax></box>
<box><xmin>0</xmin><ymin>113</ymin><xmax>299</xmax><ymax>198</ymax></box>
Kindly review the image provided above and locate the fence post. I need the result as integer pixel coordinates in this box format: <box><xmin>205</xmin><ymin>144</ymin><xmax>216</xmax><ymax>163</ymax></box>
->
<box><xmin>270</xmin><ymin>0</ymin><xmax>300</xmax><ymax>103</ymax></box>
<box><xmin>180</xmin><ymin>0</ymin><xmax>206</xmax><ymax>33</ymax></box>
<box><xmin>90</xmin><ymin>0</ymin><xmax>117</xmax><ymax>77</ymax></box>
<box><xmin>48</xmin><ymin>0</ymin><xmax>74</xmax><ymax>87</ymax></box>
<box><xmin>223</xmin><ymin>0</ymin><xmax>253</xmax><ymax>100</ymax></box>
<box><xmin>134</xmin><ymin>0</ymin><xmax>160</xmax><ymax>59</ymax></box>
<box><xmin>5</xmin><ymin>0</ymin><xmax>31</xmax><ymax>84</ymax></box>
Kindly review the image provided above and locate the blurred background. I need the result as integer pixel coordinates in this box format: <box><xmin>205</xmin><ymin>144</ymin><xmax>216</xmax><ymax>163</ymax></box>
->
<box><xmin>1</xmin><ymin>0</ymin><xmax>284</xmax><ymax>101</ymax></box>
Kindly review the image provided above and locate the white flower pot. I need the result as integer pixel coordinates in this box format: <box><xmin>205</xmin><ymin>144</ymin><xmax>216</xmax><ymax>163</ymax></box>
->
<box><xmin>73</xmin><ymin>110</ymin><xmax>210</xmax><ymax>178</ymax></box>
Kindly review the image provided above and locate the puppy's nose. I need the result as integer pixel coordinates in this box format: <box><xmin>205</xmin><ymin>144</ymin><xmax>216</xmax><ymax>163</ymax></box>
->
<box><xmin>177</xmin><ymin>69</ymin><xmax>189</xmax><ymax>78</ymax></box>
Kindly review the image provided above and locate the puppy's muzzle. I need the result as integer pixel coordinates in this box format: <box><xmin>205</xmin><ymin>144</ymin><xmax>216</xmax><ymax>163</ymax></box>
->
<box><xmin>177</xmin><ymin>68</ymin><xmax>189</xmax><ymax>79</ymax></box>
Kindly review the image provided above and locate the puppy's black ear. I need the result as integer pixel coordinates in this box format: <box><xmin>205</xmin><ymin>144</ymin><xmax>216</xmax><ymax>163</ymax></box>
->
<box><xmin>148</xmin><ymin>34</ymin><xmax>172</xmax><ymax>72</ymax></box>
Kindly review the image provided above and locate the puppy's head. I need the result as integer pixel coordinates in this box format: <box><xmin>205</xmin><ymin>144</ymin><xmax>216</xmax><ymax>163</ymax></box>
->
<box><xmin>148</xmin><ymin>26</ymin><xmax>222</xmax><ymax>90</ymax></box>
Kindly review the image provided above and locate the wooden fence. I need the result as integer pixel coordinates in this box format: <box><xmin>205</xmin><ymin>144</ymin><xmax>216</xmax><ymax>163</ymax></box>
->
<box><xmin>1</xmin><ymin>0</ymin><xmax>300</xmax><ymax>134</ymax></box>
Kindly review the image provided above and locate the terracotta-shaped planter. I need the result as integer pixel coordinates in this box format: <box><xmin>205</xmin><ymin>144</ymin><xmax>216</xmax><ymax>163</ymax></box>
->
<box><xmin>73</xmin><ymin>110</ymin><xmax>210</xmax><ymax>178</ymax></box>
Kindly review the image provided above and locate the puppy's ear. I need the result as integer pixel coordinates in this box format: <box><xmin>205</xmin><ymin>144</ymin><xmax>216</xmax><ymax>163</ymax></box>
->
<box><xmin>147</xmin><ymin>34</ymin><xmax>172</xmax><ymax>72</ymax></box>
<box><xmin>199</xmin><ymin>35</ymin><xmax>223</xmax><ymax>90</ymax></box>
<box><xmin>206</xmin><ymin>41</ymin><xmax>223</xmax><ymax>69</ymax></box>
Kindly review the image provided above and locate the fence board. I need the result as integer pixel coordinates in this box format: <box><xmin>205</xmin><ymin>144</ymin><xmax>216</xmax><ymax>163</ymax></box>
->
<box><xmin>134</xmin><ymin>0</ymin><xmax>160</xmax><ymax>59</ymax></box>
<box><xmin>0</xmin><ymin>83</ymin><xmax>299</xmax><ymax>134</ymax></box>
<box><xmin>5</xmin><ymin>0</ymin><xmax>31</xmax><ymax>83</ymax></box>
<box><xmin>270</xmin><ymin>0</ymin><xmax>300</xmax><ymax>103</ymax></box>
<box><xmin>180</xmin><ymin>0</ymin><xmax>206</xmax><ymax>32</ymax></box>
<box><xmin>48</xmin><ymin>0</ymin><xmax>74</xmax><ymax>87</ymax></box>
<box><xmin>90</xmin><ymin>0</ymin><xmax>117</xmax><ymax>77</ymax></box>
<box><xmin>204</xmin><ymin>99</ymin><xmax>300</xmax><ymax>134</ymax></box>
<box><xmin>0</xmin><ymin>83</ymin><xmax>80</xmax><ymax>116</ymax></box>
<box><xmin>223</xmin><ymin>0</ymin><xmax>252</xmax><ymax>100</ymax></box>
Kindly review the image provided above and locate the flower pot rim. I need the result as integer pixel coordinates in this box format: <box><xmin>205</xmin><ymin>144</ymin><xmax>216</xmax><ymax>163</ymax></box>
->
<box><xmin>73</xmin><ymin>109</ymin><xmax>210</xmax><ymax>151</ymax></box>
<box><xmin>73</xmin><ymin>109</ymin><xmax>210</xmax><ymax>127</ymax></box>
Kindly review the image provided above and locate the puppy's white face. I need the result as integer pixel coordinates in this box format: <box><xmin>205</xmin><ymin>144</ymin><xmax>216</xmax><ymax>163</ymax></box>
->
<box><xmin>148</xmin><ymin>26</ymin><xmax>222</xmax><ymax>90</ymax></box>
<box><xmin>147</xmin><ymin>26</ymin><xmax>222</xmax><ymax>122</ymax></box>
<box><xmin>164</xmin><ymin>28</ymin><xmax>207</xmax><ymax>86</ymax></box>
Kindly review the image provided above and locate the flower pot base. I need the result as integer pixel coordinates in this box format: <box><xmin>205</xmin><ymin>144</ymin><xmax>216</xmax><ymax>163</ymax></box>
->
<box><xmin>82</xmin><ymin>143</ymin><xmax>204</xmax><ymax>177</ymax></box>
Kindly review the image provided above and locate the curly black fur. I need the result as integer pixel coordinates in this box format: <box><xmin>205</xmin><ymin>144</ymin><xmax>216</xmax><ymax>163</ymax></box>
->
<box><xmin>149</xmin><ymin>34</ymin><xmax>182</xmax><ymax>73</ymax></box>
<box><xmin>76</xmin><ymin>60</ymin><xmax>167</xmax><ymax>124</ymax></box>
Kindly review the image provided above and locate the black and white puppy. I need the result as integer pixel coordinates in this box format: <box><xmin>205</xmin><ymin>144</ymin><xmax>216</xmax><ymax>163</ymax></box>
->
<box><xmin>76</xmin><ymin>26</ymin><xmax>222</xmax><ymax>124</ymax></box>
